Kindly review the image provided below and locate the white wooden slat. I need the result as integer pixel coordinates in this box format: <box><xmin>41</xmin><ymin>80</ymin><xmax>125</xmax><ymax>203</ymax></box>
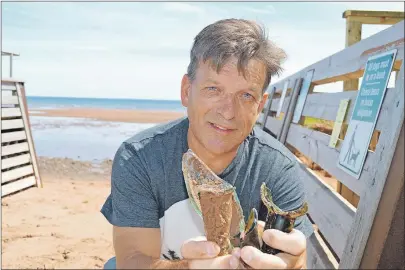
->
<box><xmin>1</xmin><ymin>165</ymin><xmax>34</xmax><ymax>183</ymax></box>
<box><xmin>264</xmin><ymin>116</ymin><xmax>283</xmax><ymax>137</ymax></box>
<box><xmin>270</xmin><ymin>96</ymin><xmax>291</xmax><ymax>113</ymax></box>
<box><xmin>270</xmin><ymin>21</ymin><xmax>404</xmax><ymax>93</ymax></box>
<box><xmin>1</xmin><ymin>108</ymin><xmax>22</xmax><ymax>118</ymax></box>
<box><xmin>306</xmin><ymin>230</ymin><xmax>338</xmax><ymax>269</ymax></box>
<box><xmin>2</xmin><ymin>154</ymin><xmax>31</xmax><ymax>170</ymax></box>
<box><xmin>1</xmin><ymin>96</ymin><xmax>18</xmax><ymax>105</ymax></box>
<box><xmin>1</xmin><ymin>119</ymin><xmax>24</xmax><ymax>130</ymax></box>
<box><xmin>301</xmin><ymin>86</ymin><xmax>397</xmax><ymax>131</ymax></box>
<box><xmin>301</xmin><ymin>91</ymin><xmax>358</xmax><ymax>122</ymax></box>
<box><xmin>286</xmin><ymin>124</ymin><xmax>364</xmax><ymax>195</ymax></box>
<box><xmin>1</xmin><ymin>81</ymin><xmax>17</xmax><ymax>91</ymax></box>
<box><xmin>1</xmin><ymin>142</ymin><xmax>29</xmax><ymax>156</ymax></box>
<box><xmin>297</xmin><ymin>158</ymin><xmax>356</xmax><ymax>259</ymax></box>
<box><xmin>1</xmin><ymin>176</ymin><xmax>36</xmax><ymax>197</ymax></box>
<box><xmin>1</xmin><ymin>131</ymin><xmax>27</xmax><ymax>143</ymax></box>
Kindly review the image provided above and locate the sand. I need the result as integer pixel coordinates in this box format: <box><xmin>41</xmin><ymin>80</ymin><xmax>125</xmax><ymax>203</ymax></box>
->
<box><xmin>1</xmin><ymin>157</ymin><xmax>114</xmax><ymax>269</ymax></box>
<box><xmin>2</xmin><ymin>107</ymin><xmax>187</xmax><ymax>269</ymax></box>
<box><xmin>30</xmin><ymin>108</ymin><xmax>186</xmax><ymax>123</ymax></box>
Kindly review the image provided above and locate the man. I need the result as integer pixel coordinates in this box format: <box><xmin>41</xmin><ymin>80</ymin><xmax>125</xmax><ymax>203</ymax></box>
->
<box><xmin>101</xmin><ymin>18</ymin><xmax>314</xmax><ymax>269</ymax></box>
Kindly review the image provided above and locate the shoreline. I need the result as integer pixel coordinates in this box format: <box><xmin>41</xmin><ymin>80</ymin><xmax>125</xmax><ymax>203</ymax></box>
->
<box><xmin>29</xmin><ymin>107</ymin><xmax>186</xmax><ymax>123</ymax></box>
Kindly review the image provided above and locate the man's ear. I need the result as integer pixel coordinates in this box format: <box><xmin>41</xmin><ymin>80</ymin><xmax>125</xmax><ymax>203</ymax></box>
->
<box><xmin>181</xmin><ymin>74</ymin><xmax>191</xmax><ymax>107</ymax></box>
<box><xmin>257</xmin><ymin>92</ymin><xmax>269</xmax><ymax>114</ymax></box>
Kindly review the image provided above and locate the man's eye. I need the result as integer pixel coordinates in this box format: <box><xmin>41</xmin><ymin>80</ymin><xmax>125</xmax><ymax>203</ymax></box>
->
<box><xmin>207</xmin><ymin>86</ymin><xmax>217</xmax><ymax>91</ymax></box>
<box><xmin>242</xmin><ymin>92</ymin><xmax>254</xmax><ymax>99</ymax></box>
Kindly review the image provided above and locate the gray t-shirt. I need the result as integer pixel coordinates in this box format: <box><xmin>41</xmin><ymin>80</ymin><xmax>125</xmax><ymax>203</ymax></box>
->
<box><xmin>101</xmin><ymin>117</ymin><xmax>313</xmax><ymax>259</ymax></box>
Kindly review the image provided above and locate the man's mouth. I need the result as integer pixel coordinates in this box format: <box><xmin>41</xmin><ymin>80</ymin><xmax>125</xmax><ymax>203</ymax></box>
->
<box><xmin>209</xmin><ymin>122</ymin><xmax>235</xmax><ymax>133</ymax></box>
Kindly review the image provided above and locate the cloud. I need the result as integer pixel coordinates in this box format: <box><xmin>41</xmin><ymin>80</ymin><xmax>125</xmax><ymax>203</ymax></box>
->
<box><xmin>245</xmin><ymin>5</ymin><xmax>276</xmax><ymax>15</ymax></box>
<box><xmin>162</xmin><ymin>3</ymin><xmax>205</xmax><ymax>14</ymax></box>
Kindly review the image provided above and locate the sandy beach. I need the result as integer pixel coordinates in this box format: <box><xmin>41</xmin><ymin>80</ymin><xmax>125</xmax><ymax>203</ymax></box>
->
<box><xmin>2</xmin><ymin>108</ymin><xmax>185</xmax><ymax>269</ymax></box>
<box><xmin>30</xmin><ymin>108</ymin><xmax>186</xmax><ymax>123</ymax></box>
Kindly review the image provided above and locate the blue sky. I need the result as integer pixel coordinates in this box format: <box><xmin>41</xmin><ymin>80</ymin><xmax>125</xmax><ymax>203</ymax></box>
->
<box><xmin>2</xmin><ymin>1</ymin><xmax>403</xmax><ymax>100</ymax></box>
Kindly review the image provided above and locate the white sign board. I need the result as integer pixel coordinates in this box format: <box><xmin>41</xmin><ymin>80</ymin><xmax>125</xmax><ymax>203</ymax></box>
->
<box><xmin>337</xmin><ymin>49</ymin><xmax>397</xmax><ymax>179</ymax></box>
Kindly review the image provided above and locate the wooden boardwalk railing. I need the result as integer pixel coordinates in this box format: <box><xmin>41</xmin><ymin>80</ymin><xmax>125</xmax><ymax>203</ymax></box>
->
<box><xmin>257</xmin><ymin>20</ymin><xmax>404</xmax><ymax>269</ymax></box>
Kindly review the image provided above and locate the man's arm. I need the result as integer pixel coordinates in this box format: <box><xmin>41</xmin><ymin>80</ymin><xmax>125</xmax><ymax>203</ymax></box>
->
<box><xmin>113</xmin><ymin>226</ymin><xmax>189</xmax><ymax>269</ymax></box>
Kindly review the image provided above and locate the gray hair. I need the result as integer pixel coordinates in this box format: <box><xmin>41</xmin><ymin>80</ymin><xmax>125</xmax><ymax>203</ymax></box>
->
<box><xmin>187</xmin><ymin>19</ymin><xmax>287</xmax><ymax>93</ymax></box>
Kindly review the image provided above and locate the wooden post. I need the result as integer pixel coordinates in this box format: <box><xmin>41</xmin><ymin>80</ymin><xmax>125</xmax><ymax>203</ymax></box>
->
<box><xmin>279</xmin><ymin>78</ymin><xmax>303</xmax><ymax>144</ymax></box>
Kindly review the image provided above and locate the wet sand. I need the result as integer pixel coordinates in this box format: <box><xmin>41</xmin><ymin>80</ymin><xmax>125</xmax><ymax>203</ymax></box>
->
<box><xmin>1</xmin><ymin>157</ymin><xmax>114</xmax><ymax>269</ymax></box>
<box><xmin>30</xmin><ymin>107</ymin><xmax>186</xmax><ymax>123</ymax></box>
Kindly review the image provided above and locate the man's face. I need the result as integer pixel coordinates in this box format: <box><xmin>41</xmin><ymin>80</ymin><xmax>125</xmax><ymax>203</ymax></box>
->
<box><xmin>181</xmin><ymin>57</ymin><xmax>269</xmax><ymax>155</ymax></box>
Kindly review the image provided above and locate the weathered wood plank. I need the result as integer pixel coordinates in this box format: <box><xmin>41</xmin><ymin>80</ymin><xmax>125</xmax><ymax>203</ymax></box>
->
<box><xmin>296</xmin><ymin>157</ymin><xmax>356</xmax><ymax>259</ymax></box>
<box><xmin>1</xmin><ymin>96</ymin><xmax>18</xmax><ymax>105</ymax></box>
<box><xmin>286</xmin><ymin>124</ymin><xmax>364</xmax><ymax>195</ymax></box>
<box><xmin>1</xmin><ymin>176</ymin><xmax>36</xmax><ymax>197</ymax></box>
<box><xmin>1</xmin><ymin>142</ymin><xmax>29</xmax><ymax>156</ymax></box>
<box><xmin>1</xmin><ymin>81</ymin><xmax>17</xmax><ymax>91</ymax></box>
<box><xmin>339</xmin><ymin>62</ymin><xmax>405</xmax><ymax>269</ymax></box>
<box><xmin>264</xmin><ymin>116</ymin><xmax>283</xmax><ymax>137</ymax></box>
<box><xmin>270</xmin><ymin>96</ymin><xmax>291</xmax><ymax>113</ymax></box>
<box><xmin>1</xmin><ymin>131</ymin><xmax>27</xmax><ymax>143</ymax></box>
<box><xmin>2</xmin><ymin>154</ymin><xmax>31</xmax><ymax>170</ymax></box>
<box><xmin>1</xmin><ymin>108</ymin><xmax>21</xmax><ymax>118</ymax></box>
<box><xmin>307</xmin><ymin>229</ymin><xmax>339</xmax><ymax>269</ymax></box>
<box><xmin>1</xmin><ymin>165</ymin><xmax>34</xmax><ymax>184</ymax></box>
<box><xmin>301</xmin><ymin>85</ymin><xmax>396</xmax><ymax>130</ymax></box>
<box><xmin>270</xmin><ymin>21</ymin><xmax>403</xmax><ymax>93</ymax></box>
<box><xmin>279</xmin><ymin>78</ymin><xmax>302</xmax><ymax>144</ymax></box>
<box><xmin>16</xmin><ymin>83</ymin><xmax>42</xmax><ymax>188</ymax></box>
<box><xmin>1</xmin><ymin>119</ymin><xmax>24</xmax><ymax>130</ymax></box>
<box><xmin>360</xmin><ymin>125</ymin><xmax>404</xmax><ymax>268</ymax></box>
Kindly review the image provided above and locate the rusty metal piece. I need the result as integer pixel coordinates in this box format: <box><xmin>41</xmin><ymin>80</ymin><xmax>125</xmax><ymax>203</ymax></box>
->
<box><xmin>260</xmin><ymin>182</ymin><xmax>308</xmax><ymax>254</ymax></box>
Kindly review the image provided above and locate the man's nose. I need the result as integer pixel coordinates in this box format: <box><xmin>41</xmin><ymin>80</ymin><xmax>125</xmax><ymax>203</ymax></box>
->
<box><xmin>216</xmin><ymin>95</ymin><xmax>236</xmax><ymax>120</ymax></box>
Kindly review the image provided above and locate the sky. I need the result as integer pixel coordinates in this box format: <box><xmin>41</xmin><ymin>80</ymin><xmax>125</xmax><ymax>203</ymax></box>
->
<box><xmin>1</xmin><ymin>1</ymin><xmax>404</xmax><ymax>100</ymax></box>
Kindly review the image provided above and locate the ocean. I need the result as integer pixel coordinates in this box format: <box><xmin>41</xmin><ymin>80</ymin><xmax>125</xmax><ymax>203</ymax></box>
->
<box><xmin>27</xmin><ymin>96</ymin><xmax>185</xmax><ymax>162</ymax></box>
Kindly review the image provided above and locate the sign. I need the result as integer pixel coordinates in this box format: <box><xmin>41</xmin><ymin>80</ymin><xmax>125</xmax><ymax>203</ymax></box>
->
<box><xmin>329</xmin><ymin>99</ymin><xmax>350</xmax><ymax>148</ymax></box>
<box><xmin>337</xmin><ymin>49</ymin><xmax>397</xmax><ymax>179</ymax></box>
<box><xmin>276</xmin><ymin>81</ymin><xmax>289</xmax><ymax>118</ymax></box>
<box><xmin>292</xmin><ymin>69</ymin><xmax>315</xmax><ymax>123</ymax></box>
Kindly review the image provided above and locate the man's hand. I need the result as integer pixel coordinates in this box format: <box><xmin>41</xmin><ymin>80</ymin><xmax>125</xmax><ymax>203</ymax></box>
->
<box><xmin>181</xmin><ymin>236</ymin><xmax>240</xmax><ymax>269</ymax></box>
<box><xmin>235</xmin><ymin>223</ymin><xmax>307</xmax><ymax>269</ymax></box>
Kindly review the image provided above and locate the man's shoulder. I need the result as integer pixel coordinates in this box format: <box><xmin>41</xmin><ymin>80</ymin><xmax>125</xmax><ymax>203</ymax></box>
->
<box><xmin>124</xmin><ymin>117</ymin><xmax>188</xmax><ymax>150</ymax></box>
<box><xmin>249</xmin><ymin>125</ymin><xmax>297</xmax><ymax>162</ymax></box>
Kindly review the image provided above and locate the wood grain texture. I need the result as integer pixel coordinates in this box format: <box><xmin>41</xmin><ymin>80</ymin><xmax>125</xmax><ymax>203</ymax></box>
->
<box><xmin>17</xmin><ymin>83</ymin><xmax>42</xmax><ymax>188</ymax></box>
<box><xmin>339</xmin><ymin>61</ymin><xmax>405</xmax><ymax>269</ymax></box>
<box><xmin>1</xmin><ymin>143</ymin><xmax>29</xmax><ymax>156</ymax></box>
<box><xmin>307</xmin><ymin>230</ymin><xmax>339</xmax><ymax>269</ymax></box>
<box><xmin>1</xmin><ymin>176</ymin><xmax>36</xmax><ymax>197</ymax></box>
<box><xmin>1</xmin><ymin>96</ymin><xmax>18</xmax><ymax>105</ymax></box>
<box><xmin>1</xmin><ymin>108</ymin><xmax>22</xmax><ymax>118</ymax></box>
<box><xmin>1</xmin><ymin>165</ymin><xmax>34</xmax><ymax>184</ymax></box>
<box><xmin>359</xmin><ymin>126</ymin><xmax>404</xmax><ymax>268</ymax></box>
<box><xmin>264</xmin><ymin>116</ymin><xmax>283</xmax><ymax>138</ymax></box>
<box><xmin>1</xmin><ymin>131</ymin><xmax>27</xmax><ymax>143</ymax></box>
<box><xmin>1</xmin><ymin>154</ymin><xmax>31</xmax><ymax>170</ymax></box>
<box><xmin>1</xmin><ymin>119</ymin><xmax>24</xmax><ymax>130</ymax></box>
<box><xmin>286</xmin><ymin>124</ymin><xmax>364</xmax><ymax>195</ymax></box>
<box><xmin>296</xmin><ymin>157</ymin><xmax>355</xmax><ymax>259</ymax></box>
<box><xmin>279</xmin><ymin>78</ymin><xmax>302</xmax><ymax>144</ymax></box>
